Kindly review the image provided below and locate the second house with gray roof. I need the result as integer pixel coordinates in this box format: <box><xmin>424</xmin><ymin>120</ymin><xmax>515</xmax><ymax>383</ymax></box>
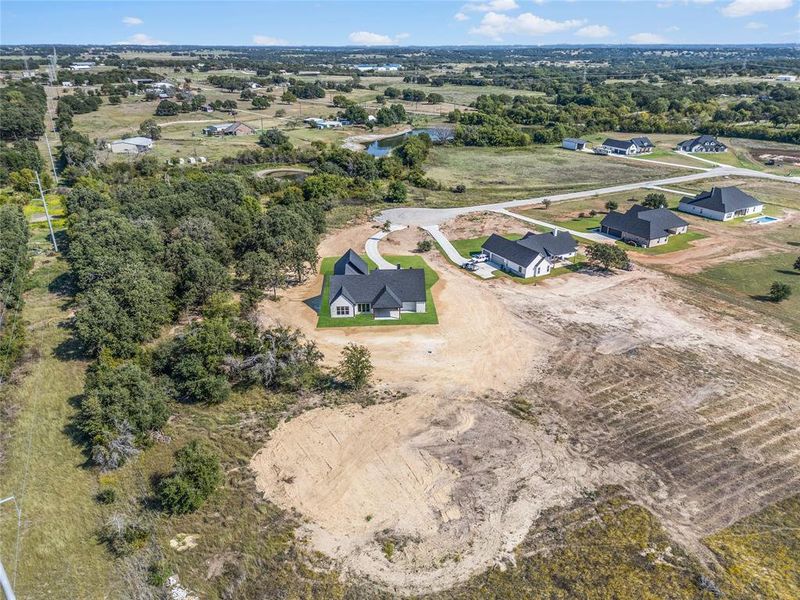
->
<box><xmin>678</xmin><ymin>186</ymin><xmax>763</xmax><ymax>221</ymax></box>
<box><xmin>600</xmin><ymin>205</ymin><xmax>688</xmax><ymax>248</ymax></box>
<box><xmin>481</xmin><ymin>230</ymin><xmax>578</xmax><ymax>278</ymax></box>
<box><xmin>328</xmin><ymin>250</ymin><xmax>426</xmax><ymax>319</ymax></box>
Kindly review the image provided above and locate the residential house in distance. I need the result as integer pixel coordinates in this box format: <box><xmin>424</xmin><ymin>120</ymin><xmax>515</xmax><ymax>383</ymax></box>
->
<box><xmin>353</xmin><ymin>64</ymin><xmax>402</xmax><ymax>72</ymax></box>
<box><xmin>202</xmin><ymin>122</ymin><xmax>256</xmax><ymax>136</ymax></box>
<box><xmin>481</xmin><ymin>230</ymin><xmax>578</xmax><ymax>278</ymax></box>
<box><xmin>328</xmin><ymin>250</ymin><xmax>426</xmax><ymax>320</ymax></box>
<box><xmin>70</xmin><ymin>61</ymin><xmax>95</xmax><ymax>71</ymax></box>
<box><xmin>678</xmin><ymin>186</ymin><xmax>764</xmax><ymax>221</ymax></box>
<box><xmin>304</xmin><ymin>117</ymin><xmax>343</xmax><ymax>129</ymax></box>
<box><xmin>600</xmin><ymin>205</ymin><xmax>688</xmax><ymax>247</ymax></box>
<box><xmin>676</xmin><ymin>135</ymin><xmax>727</xmax><ymax>153</ymax></box>
<box><xmin>776</xmin><ymin>74</ymin><xmax>797</xmax><ymax>82</ymax></box>
<box><xmin>562</xmin><ymin>138</ymin><xmax>588</xmax><ymax>151</ymax></box>
<box><xmin>110</xmin><ymin>136</ymin><xmax>153</xmax><ymax>154</ymax></box>
<box><xmin>599</xmin><ymin>136</ymin><xmax>654</xmax><ymax>155</ymax></box>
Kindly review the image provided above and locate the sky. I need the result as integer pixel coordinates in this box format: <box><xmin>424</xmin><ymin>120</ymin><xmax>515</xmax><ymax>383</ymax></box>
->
<box><xmin>1</xmin><ymin>0</ymin><xmax>798</xmax><ymax>47</ymax></box>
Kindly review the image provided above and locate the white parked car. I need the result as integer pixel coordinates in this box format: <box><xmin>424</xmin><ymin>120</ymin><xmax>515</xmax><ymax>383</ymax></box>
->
<box><xmin>472</xmin><ymin>253</ymin><xmax>488</xmax><ymax>263</ymax></box>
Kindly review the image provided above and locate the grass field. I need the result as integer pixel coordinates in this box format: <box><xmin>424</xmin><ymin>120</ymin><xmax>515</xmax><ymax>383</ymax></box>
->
<box><xmin>688</xmin><ymin>251</ymin><xmax>800</xmax><ymax>331</ymax></box>
<box><xmin>317</xmin><ymin>254</ymin><xmax>439</xmax><ymax>327</ymax></box>
<box><xmin>705</xmin><ymin>494</ymin><xmax>800</xmax><ymax>599</ymax></box>
<box><xmin>450</xmin><ymin>232</ymin><xmax>524</xmax><ymax>257</ymax></box>
<box><xmin>415</xmin><ymin>145</ymin><xmax>683</xmax><ymax>208</ymax></box>
<box><xmin>0</xmin><ymin>258</ymin><xmax>113</xmax><ymax>599</ymax></box>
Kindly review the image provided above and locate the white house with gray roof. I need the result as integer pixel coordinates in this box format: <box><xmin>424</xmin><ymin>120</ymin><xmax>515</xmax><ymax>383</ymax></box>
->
<box><xmin>328</xmin><ymin>250</ymin><xmax>426</xmax><ymax>319</ymax></box>
<box><xmin>676</xmin><ymin>135</ymin><xmax>727</xmax><ymax>153</ymax></box>
<box><xmin>678</xmin><ymin>186</ymin><xmax>763</xmax><ymax>221</ymax></box>
<box><xmin>600</xmin><ymin>205</ymin><xmax>688</xmax><ymax>247</ymax></box>
<box><xmin>481</xmin><ymin>230</ymin><xmax>578</xmax><ymax>278</ymax></box>
<box><xmin>600</xmin><ymin>136</ymin><xmax>654</xmax><ymax>156</ymax></box>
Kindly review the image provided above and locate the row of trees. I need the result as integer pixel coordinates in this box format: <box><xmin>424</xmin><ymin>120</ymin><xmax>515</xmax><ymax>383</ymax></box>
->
<box><xmin>384</xmin><ymin>86</ymin><xmax>444</xmax><ymax>104</ymax></box>
<box><xmin>0</xmin><ymin>204</ymin><xmax>31</xmax><ymax>382</ymax></box>
<box><xmin>459</xmin><ymin>81</ymin><xmax>800</xmax><ymax>147</ymax></box>
<box><xmin>0</xmin><ymin>82</ymin><xmax>47</xmax><ymax>140</ymax></box>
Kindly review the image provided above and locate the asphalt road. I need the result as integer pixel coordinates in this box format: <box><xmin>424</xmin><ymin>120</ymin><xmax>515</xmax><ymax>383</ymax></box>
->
<box><xmin>378</xmin><ymin>165</ymin><xmax>800</xmax><ymax>228</ymax></box>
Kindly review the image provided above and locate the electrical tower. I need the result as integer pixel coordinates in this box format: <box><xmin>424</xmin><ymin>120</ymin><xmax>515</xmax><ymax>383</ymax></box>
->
<box><xmin>47</xmin><ymin>48</ymin><xmax>58</xmax><ymax>84</ymax></box>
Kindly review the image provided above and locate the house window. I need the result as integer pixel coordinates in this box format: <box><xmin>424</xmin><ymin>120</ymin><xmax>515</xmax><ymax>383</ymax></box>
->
<box><xmin>336</xmin><ymin>306</ymin><xmax>350</xmax><ymax>316</ymax></box>
<box><xmin>357</xmin><ymin>303</ymin><xmax>371</xmax><ymax>313</ymax></box>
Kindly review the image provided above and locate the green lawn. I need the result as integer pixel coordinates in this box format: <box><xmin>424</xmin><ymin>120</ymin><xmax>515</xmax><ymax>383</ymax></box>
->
<box><xmin>450</xmin><ymin>232</ymin><xmax>524</xmax><ymax>257</ymax></box>
<box><xmin>688</xmin><ymin>251</ymin><xmax>800</xmax><ymax>331</ymax></box>
<box><xmin>625</xmin><ymin>231</ymin><xmax>707</xmax><ymax>255</ymax></box>
<box><xmin>316</xmin><ymin>254</ymin><xmax>439</xmax><ymax>328</ymax></box>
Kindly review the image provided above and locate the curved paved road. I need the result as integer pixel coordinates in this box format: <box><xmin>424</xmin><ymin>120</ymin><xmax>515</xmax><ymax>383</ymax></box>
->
<box><xmin>377</xmin><ymin>166</ymin><xmax>800</xmax><ymax>228</ymax></box>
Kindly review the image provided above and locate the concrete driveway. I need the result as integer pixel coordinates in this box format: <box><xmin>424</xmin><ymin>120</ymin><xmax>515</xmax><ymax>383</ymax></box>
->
<box><xmin>365</xmin><ymin>224</ymin><xmax>407</xmax><ymax>269</ymax></box>
<box><xmin>422</xmin><ymin>225</ymin><xmax>496</xmax><ymax>279</ymax></box>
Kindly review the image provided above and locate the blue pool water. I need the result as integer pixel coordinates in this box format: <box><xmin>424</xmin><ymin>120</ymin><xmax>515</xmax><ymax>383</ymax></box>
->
<box><xmin>747</xmin><ymin>216</ymin><xmax>779</xmax><ymax>224</ymax></box>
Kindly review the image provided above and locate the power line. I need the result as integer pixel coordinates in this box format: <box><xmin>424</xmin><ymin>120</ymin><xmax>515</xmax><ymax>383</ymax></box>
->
<box><xmin>34</xmin><ymin>173</ymin><xmax>58</xmax><ymax>252</ymax></box>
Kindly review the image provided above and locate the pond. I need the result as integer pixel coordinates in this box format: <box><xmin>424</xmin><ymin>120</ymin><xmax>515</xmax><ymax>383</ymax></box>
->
<box><xmin>365</xmin><ymin>127</ymin><xmax>454</xmax><ymax>157</ymax></box>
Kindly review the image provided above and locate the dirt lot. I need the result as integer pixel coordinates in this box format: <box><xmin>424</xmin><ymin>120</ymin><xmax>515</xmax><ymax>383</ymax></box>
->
<box><xmin>250</xmin><ymin>222</ymin><xmax>800</xmax><ymax>594</ymax></box>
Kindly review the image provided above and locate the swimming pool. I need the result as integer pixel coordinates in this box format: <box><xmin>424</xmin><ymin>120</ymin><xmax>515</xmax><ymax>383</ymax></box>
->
<box><xmin>746</xmin><ymin>215</ymin><xmax>780</xmax><ymax>224</ymax></box>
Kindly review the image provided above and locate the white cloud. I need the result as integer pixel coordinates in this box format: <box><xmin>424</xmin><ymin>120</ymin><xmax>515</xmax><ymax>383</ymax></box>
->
<box><xmin>629</xmin><ymin>32</ymin><xmax>667</xmax><ymax>43</ymax></box>
<box><xmin>575</xmin><ymin>24</ymin><xmax>613</xmax><ymax>38</ymax></box>
<box><xmin>122</xmin><ymin>16</ymin><xmax>143</xmax><ymax>26</ymax></box>
<box><xmin>115</xmin><ymin>33</ymin><xmax>168</xmax><ymax>46</ymax></box>
<box><xmin>470</xmin><ymin>11</ymin><xmax>585</xmax><ymax>39</ymax></box>
<box><xmin>665</xmin><ymin>25</ymin><xmax>681</xmax><ymax>31</ymax></box>
<box><xmin>454</xmin><ymin>11</ymin><xmax>469</xmax><ymax>21</ymax></box>
<box><xmin>395</xmin><ymin>32</ymin><xmax>411</xmax><ymax>40</ymax></box>
<box><xmin>745</xmin><ymin>20</ymin><xmax>768</xmax><ymax>28</ymax></box>
<box><xmin>252</xmin><ymin>35</ymin><xmax>288</xmax><ymax>45</ymax></box>
<box><xmin>463</xmin><ymin>0</ymin><xmax>520</xmax><ymax>12</ymax></box>
<box><xmin>721</xmin><ymin>0</ymin><xmax>792</xmax><ymax>17</ymax></box>
<box><xmin>348</xmin><ymin>31</ymin><xmax>405</xmax><ymax>45</ymax></box>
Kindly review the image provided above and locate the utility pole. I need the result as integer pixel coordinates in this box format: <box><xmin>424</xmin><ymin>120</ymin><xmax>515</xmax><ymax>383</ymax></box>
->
<box><xmin>34</xmin><ymin>172</ymin><xmax>58</xmax><ymax>252</ymax></box>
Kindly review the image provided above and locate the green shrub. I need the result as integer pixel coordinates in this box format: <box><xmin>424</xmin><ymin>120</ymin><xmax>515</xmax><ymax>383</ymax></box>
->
<box><xmin>159</xmin><ymin>440</ymin><xmax>222</xmax><ymax>514</ymax></box>
<box><xmin>95</xmin><ymin>488</ymin><xmax>116</xmax><ymax>504</ymax></box>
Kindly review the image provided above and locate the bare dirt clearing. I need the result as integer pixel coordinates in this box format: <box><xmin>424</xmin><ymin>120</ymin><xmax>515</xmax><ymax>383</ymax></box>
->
<box><xmin>251</xmin><ymin>224</ymin><xmax>800</xmax><ymax>593</ymax></box>
<box><xmin>251</xmin><ymin>395</ymin><xmax>645</xmax><ymax>594</ymax></box>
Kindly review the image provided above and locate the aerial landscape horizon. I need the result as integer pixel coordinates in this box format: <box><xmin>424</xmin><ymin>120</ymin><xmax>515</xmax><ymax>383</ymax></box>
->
<box><xmin>0</xmin><ymin>0</ymin><xmax>799</xmax><ymax>599</ymax></box>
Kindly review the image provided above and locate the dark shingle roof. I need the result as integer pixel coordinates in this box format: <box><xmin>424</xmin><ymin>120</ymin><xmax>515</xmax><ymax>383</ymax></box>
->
<box><xmin>631</xmin><ymin>136</ymin><xmax>654</xmax><ymax>149</ymax></box>
<box><xmin>372</xmin><ymin>285</ymin><xmax>402</xmax><ymax>309</ymax></box>
<box><xmin>677</xmin><ymin>135</ymin><xmax>726</xmax><ymax>151</ymax></box>
<box><xmin>482</xmin><ymin>233</ymin><xmax>542</xmax><ymax>267</ymax></box>
<box><xmin>517</xmin><ymin>230</ymin><xmax>578</xmax><ymax>258</ymax></box>
<box><xmin>601</xmin><ymin>205</ymin><xmax>688</xmax><ymax>241</ymax></box>
<box><xmin>680</xmin><ymin>186</ymin><xmax>762</xmax><ymax>213</ymax></box>
<box><xmin>602</xmin><ymin>138</ymin><xmax>634</xmax><ymax>151</ymax></box>
<box><xmin>333</xmin><ymin>249</ymin><xmax>369</xmax><ymax>275</ymax></box>
<box><xmin>330</xmin><ymin>268</ymin><xmax>425</xmax><ymax>305</ymax></box>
